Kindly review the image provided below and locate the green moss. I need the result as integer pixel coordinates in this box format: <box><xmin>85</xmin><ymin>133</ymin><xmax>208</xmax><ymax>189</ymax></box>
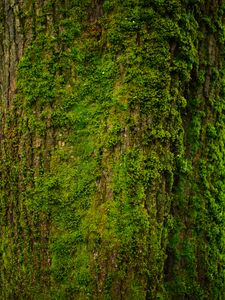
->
<box><xmin>1</xmin><ymin>0</ymin><xmax>225</xmax><ymax>299</ymax></box>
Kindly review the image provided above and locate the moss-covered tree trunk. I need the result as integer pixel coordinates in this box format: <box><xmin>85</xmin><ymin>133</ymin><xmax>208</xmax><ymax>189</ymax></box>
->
<box><xmin>1</xmin><ymin>0</ymin><xmax>225</xmax><ymax>299</ymax></box>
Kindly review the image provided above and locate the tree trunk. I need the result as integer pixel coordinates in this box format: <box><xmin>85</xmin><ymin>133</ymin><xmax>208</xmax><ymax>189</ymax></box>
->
<box><xmin>1</xmin><ymin>0</ymin><xmax>225</xmax><ymax>299</ymax></box>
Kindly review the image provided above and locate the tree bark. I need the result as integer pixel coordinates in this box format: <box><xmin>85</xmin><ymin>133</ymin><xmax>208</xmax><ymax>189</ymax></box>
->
<box><xmin>0</xmin><ymin>0</ymin><xmax>225</xmax><ymax>299</ymax></box>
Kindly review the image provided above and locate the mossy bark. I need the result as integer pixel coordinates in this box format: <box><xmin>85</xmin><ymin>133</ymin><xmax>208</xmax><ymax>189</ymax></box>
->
<box><xmin>0</xmin><ymin>0</ymin><xmax>225</xmax><ymax>299</ymax></box>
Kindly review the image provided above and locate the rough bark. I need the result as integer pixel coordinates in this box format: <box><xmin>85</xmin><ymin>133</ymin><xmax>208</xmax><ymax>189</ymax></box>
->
<box><xmin>0</xmin><ymin>0</ymin><xmax>225</xmax><ymax>299</ymax></box>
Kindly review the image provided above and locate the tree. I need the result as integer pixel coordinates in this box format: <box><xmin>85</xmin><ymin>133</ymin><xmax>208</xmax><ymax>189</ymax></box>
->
<box><xmin>0</xmin><ymin>0</ymin><xmax>225</xmax><ymax>299</ymax></box>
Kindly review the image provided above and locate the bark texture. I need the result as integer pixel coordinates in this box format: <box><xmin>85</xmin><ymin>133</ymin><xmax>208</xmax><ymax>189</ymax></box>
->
<box><xmin>0</xmin><ymin>0</ymin><xmax>225</xmax><ymax>299</ymax></box>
